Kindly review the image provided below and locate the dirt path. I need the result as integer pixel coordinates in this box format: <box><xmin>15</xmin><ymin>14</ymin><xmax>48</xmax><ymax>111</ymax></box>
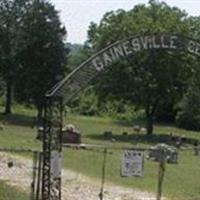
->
<box><xmin>62</xmin><ymin>170</ymin><xmax>157</xmax><ymax>200</ymax></box>
<box><xmin>0</xmin><ymin>153</ymin><xmax>165</xmax><ymax>200</ymax></box>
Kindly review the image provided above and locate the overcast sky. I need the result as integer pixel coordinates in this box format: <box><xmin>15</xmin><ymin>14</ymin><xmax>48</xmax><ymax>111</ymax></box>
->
<box><xmin>50</xmin><ymin>0</ymin><xmax>199</xmax><ymax>44</ymax></box>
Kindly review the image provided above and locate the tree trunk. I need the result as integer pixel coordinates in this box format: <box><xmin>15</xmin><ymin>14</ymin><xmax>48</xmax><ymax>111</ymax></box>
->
<box><xmin>5</xmin><ymin>81</ymin><xmax>12</xmax><ymax>115</ymax></box>
<box><xmin>36</xmin><ymin>103</ymin><xmax>44</xmax><ymax>127</ymax></box>
<box><xmin>145</xmin><ymin>104</ymin><xmax>156</xmax><ymax>135</ymax></box>
<box><xmin>37</xmin><ymin>108</ymin><xmax>43</xmax><ymax>121</ymax></box>
<box><xmin>146</xmin><ymin>114</ymin><xmax>153</xmax><ymax>135</ymax></box>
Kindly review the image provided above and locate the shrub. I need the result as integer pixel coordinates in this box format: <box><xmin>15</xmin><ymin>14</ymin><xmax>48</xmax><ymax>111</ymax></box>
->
<box><xmin>176</xmin><ymin>83</ymin><xmax>200</xmax><ymax>130</ymax></box>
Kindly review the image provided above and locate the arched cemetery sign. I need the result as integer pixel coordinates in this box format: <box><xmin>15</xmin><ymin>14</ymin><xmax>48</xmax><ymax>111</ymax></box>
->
<box><xmin>47</xmin><ymin>34</ymin><xmax>200</xmax><ymax>102</ymax></box>
<box><xmin>92</xmin><ymin>35</ymin><xmax>199</xmax><ymax>71</ymax></box>
<box><xmin>42</xmin><ymin>34</ymin><xmax>200</xmax><ymax>200</ymax></box>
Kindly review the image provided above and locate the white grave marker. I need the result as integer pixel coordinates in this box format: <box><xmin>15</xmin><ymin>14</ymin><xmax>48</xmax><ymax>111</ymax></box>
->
<box><xmin>121</xmin><ymin>150</ymin><xmax>144</xmax><ymax>177</ymax></box>
<box><xmin>51</xmin><ymin>150</ymin><xmax>61</xmax><ymax>178</ymax></box>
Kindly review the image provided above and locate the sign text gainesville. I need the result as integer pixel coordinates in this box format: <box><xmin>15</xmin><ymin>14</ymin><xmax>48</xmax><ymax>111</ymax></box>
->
<box><xmin>92</xmin><ymin>35</ymin><xmax>200</xmax><ymax>71</ymax></box>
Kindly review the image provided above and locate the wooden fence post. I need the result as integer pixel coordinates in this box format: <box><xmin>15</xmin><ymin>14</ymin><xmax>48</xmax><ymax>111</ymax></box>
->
<box><xmin>157</xmin><ymin>150</ymin><xmax>166</xmax><ymax>200</ymax></box>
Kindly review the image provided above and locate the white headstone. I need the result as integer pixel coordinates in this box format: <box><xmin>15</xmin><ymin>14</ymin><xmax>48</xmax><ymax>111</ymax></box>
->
<box><xmin>121</xmin><ymin>150</ymin><xmax>144</xmax><ymax>177</ymax></box>
<box><xmin>51</xmin><ymin>150</ymin><xmax>62</xmax><ymax>178</ymax></box>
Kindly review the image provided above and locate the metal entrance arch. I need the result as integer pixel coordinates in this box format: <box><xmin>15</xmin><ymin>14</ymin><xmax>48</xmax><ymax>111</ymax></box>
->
<box><xmin>41</xmin><ymin>34</ymin><xmax>200</xmax><ymax>200</ymax></box>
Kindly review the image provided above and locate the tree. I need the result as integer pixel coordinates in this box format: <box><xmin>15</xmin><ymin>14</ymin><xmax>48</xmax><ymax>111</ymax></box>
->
<box><xmin>87</xmin><ymin>0</ymin><xmax>194</xmax><ymax>134</ymax></box>
<box><xmin>67</xmin><ymin>43</ymin><xmax>91</xmax><ymax>71</ymax></box>
<box><xmin>175</xmin><ymin>16</ymin><xmax>200</xmax><ymax>130</ymax></box>
<box><xmin>15</xmin><ymin>0</ymin><xmax>67</xmax><ymax>118</ymax></box>
<box><xmin>176</xmin><ymin>78</ymin><xmax>200</xmax><ymax>130</ymax></box>
<box><xmin>0</xmin><ymin>0</ymin><xmax>31</xmax><ymax>114</ymax></box>
<box><xmin>187</xmin><ymin>16</ymin><xmax>200</xmax><ymax>39</ymax></box>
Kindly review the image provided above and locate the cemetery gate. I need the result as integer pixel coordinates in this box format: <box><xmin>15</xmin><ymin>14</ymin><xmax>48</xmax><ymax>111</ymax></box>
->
<box><xmin>41</xmin><ymin>34</ymin><xmax>200</xmax><ymax>200</ymax></box>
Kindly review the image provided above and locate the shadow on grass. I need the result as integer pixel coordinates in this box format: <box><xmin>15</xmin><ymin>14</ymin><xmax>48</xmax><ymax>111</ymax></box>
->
<box><xmin>113</xmin><ymin>118</ymin><xmax>145</xmax><ymax>127</ymax></box>
<box><xmin>0</xmin><ymin>113</ymin><xmax>35</xmax><ymax>127</ymax></box>
<box><xmin>113</xmin><ymin>118</ymin><xmax>177</xmax><ymax>129</ymax></box>
<box><xmin>87</xmin><ymin>132</ymin><xmax>199</xmax><ymax>146</ymax></box>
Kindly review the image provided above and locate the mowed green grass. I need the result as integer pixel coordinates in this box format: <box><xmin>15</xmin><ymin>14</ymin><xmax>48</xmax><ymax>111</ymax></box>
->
<box><xmin>0</xmin><ymin>181</ymin><xmax>29</xmax><ymax>200</ymax></box>
<box><xmin>0</xmin><ymin>106</ymin><xmax>200</xmax><ymax>199</ymax></box>
<box><xmin>0</xmin><ymin>105</ymin><xmax>41</xmax><ymax>150</ymax></box>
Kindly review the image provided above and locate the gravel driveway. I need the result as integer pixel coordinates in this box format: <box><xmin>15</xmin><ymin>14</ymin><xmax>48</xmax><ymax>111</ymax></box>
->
<box><xmin>0</xmin><ymin>153</ymin><xmax>164</xmax><ymax>200</ymax></box>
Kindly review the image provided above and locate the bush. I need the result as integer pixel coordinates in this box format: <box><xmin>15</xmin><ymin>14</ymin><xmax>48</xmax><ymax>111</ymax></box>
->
<box><xmin>176</xmin><ymin>83</ymin><xmax>200</xmax><ymax>130</ymax></box>
<box><xmin>70</xmin><ymin>87</ymin><xmax>99</xmax><ymax>116</ymax></box>
<box><xmin>176</xmin><ymin>111</ymin><xmax>200</xmax><ymax>130</ymax></box>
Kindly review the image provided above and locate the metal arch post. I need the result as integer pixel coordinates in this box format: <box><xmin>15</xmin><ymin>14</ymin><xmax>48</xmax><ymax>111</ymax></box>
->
<box><xmin>42</xmin><ymin>96</ymin><xmax>63</xmax><ymax>200</ymax></box>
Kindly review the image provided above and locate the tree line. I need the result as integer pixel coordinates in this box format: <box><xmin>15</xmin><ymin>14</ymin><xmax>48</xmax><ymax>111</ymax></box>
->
<box><xmin>1</xmin><ymin>0</ymin><xmax>200</xmax><ymax>135</ymax></box>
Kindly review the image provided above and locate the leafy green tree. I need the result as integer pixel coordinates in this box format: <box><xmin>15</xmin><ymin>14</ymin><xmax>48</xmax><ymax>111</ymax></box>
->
<box><xmin>176</xmin><ymin>77</ymin><xmax>200</xmax><ymax>130</ymax></box>
<box><xmin>71</xmin><ymin>86</ymin><xmax>99</xmax><ymax>116</ymax></box>
<box><xmin>15</xmin><ymin>0</ymin><xmax>67</xmax><ymax>118</ymax></box>
<box><xmin>187</xmin><ymin>16</ymin><xmax>200</xmax><ymax>39</ymax></box>
<box><xmin>0</xmin><ymin>0</ymin><xmax>31</xmax><ymax>114</ymax></box>
<box><xmin>175</xmin><ymin>16</ymin><xmax>200</xmax><ymax>130</ymax></box>
<box><xmin>88</xmin><ymin>0</ymin><xmax>194</xmax><ymax>134</ymax></box>
<box><xmin>67</xmin><ymin>43</ymin><xmax>91</xmax><ymax>71</ymax></box>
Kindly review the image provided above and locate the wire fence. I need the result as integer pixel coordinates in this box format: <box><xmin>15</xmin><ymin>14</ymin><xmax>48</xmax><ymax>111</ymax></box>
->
<box><xmin>0</xmin><ymin>148</ymin><xmax>42</xmax><ymax>200</ymax></box>
<box><xmin>0</xmin><ymin>145</ymin><xmax>199</xmax><ymax>200</ymax></box>
<box><xmin>62</xmin><ymin>143</ymin><xmax>200</xmax><ymax>200</ymax></box>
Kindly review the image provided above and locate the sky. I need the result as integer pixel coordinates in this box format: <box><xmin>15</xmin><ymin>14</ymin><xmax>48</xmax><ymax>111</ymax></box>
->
<box><xmin>50</xmin><ymin>0</ymin><xmax>200</xmax><ymax>44</ymax></box>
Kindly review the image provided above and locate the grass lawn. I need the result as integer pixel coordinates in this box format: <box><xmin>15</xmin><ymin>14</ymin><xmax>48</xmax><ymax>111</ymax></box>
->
<box><xmin>0</xmin><ymin>181</ymin><xmax>29</xmax><ymax>200</ymax></box>
<box><xmin>0</xmin><ymin>105</ymin><xmax>200</xmax><ymax>199</ymax></box>
<box><xmin>63</xmin><ymin>115</ymin><xmax>200</xmax><ymax>200</ymax></box>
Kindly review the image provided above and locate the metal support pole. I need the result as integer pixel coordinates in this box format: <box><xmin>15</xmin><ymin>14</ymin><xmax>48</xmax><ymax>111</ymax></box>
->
<box><xmin>36</xmin><ymin>153</ymin><xmax>43</xmax><ymax>200</ymax></box>
<box><xmin>42</xmin><ymin>97</ymin><xmax>52</xmax><ymax>200</ymax></box>
<box><xmin>42</xmin><ymin>97</ymin><xmax>63</xmax><ymax>200</ymax></box>
<box><xmin>99</xmin><ymin>148</ymin><xmax>107</xmax><ymax>200</ymax></box>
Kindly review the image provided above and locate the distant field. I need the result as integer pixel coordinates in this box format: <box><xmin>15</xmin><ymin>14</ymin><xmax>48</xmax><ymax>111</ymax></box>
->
<box><xmin>0</xmin><ymin>105</ymin><xmax>200</xmax><ymax>199</ymax></box>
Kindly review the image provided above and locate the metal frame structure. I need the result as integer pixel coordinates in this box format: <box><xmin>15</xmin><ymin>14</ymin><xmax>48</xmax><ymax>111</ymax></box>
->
<box><xmin>41</xmin><ymin>34</ymin><xmax>200</xmax><ymax>200</ymax></box>
<box><xmin>42</xmin><ymin>97</ymin><xmax>63</xmax><ymax>200</ymax></box>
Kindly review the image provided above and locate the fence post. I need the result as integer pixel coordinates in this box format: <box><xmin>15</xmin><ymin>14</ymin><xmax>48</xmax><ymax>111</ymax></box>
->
<box><xmin>157</xmin><ymin>149</ymin><xmax>166</xmax><ymax>200</ymax></box>
<box><xmin>31</xmin><ymin>151</ymin><xmax>38</xmax><ymax>200</ymax></box>
<box><xmin>99</xmin><ymin>148</ymin><xmax>107</xmax><ymax>200</ymax></box>
<box><xmin>36</xmin><ymin>152</ymin><xmax>43</xmax><ymax>200</ymax></box>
